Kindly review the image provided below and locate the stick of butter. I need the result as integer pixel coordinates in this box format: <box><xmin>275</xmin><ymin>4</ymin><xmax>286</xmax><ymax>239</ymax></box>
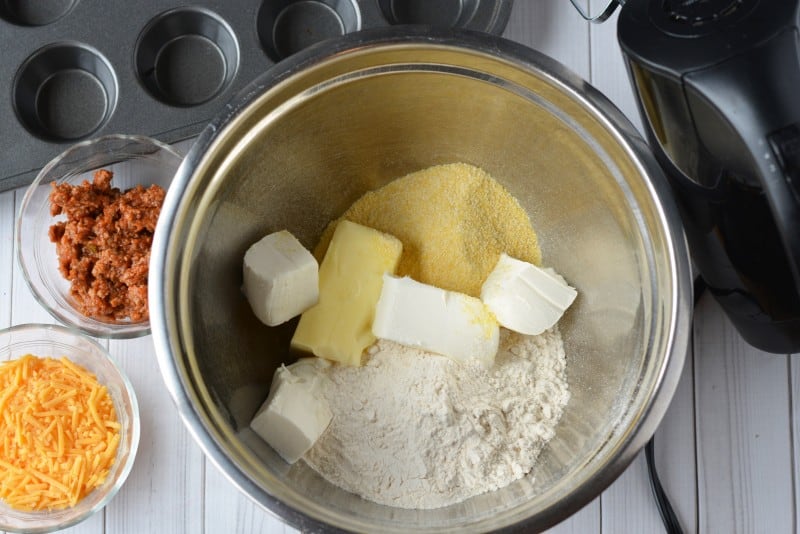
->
<box><xmin>481</xmin><ymin>253</ymin><xmax>577</xmax><ymax>335</ymax></box>
<box><xmin>372</xmin><ymin>274</ymin><xmax>499</xmax><ymax>367</ymax></box>
<box><xmin>249</xmin><ymin>358</ymin><xmax>332</xmax><ymax>464</ymax></box>
<box><xmin>243</xmin><ymin>230</ymin><xmax>318</xmax><ymax>326</ymax></box>
<box><xmin>291</xmin><ymin>220</ymin><xmax>402</xmax><ymax>366</ymax></box>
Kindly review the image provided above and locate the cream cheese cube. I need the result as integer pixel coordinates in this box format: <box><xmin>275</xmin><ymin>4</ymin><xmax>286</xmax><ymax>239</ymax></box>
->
<box><xmin>372</xmin><ymin>275</ymin><xmax>499</xmax><ymax>367</ymax></box>
<box><xmin>481</xmin><ymin>253</ymin><xmax>577</xmax><ymax>335</ymax></box>
<box><xmin>243</xmin><ymin>230</ymin><xmax>318</xmax><ymax>326</ymax></box>
<box><xmin>249</xmin><ymin>358</ymin><xmax>332</xmax><ymax>464</ymax></box>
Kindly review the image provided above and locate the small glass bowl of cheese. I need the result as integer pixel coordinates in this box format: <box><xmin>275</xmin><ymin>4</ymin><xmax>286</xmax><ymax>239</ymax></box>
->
<box><xmin>0</xmin><ymin>323</ymin><xmax>140</xmax><ymax>533</ymax></box>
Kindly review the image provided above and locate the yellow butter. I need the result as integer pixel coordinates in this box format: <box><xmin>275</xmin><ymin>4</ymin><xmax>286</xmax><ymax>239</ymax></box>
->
<box><xmin>291</xmin><ymin>220</ymin><xmax>402</xmax><ymax>366</ymax></box>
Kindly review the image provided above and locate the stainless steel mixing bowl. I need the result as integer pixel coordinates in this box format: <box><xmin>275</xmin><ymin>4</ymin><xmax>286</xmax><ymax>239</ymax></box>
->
<box><xmin>150</xmin><ymin>28</ymin><xmax>692</xmax><ymax>532</ymax></box>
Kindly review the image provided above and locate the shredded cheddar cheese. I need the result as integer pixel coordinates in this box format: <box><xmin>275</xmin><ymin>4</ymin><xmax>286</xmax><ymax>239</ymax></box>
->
<box><xmin>0</xmin><ymin>355</ymin><xmax>120</xmax><ymax>511</ymax></box>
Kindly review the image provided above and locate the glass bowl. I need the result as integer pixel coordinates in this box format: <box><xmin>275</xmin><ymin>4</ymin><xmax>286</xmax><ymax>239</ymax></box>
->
<box><xmin>0</xmin><ymin>323</ymin><xmax>140</xmax><ymax>533</ymax></box>
<box><xmin>16</xmin><ymin>134</ymin><xmax>183</xmax><ymax>339</ymax></box>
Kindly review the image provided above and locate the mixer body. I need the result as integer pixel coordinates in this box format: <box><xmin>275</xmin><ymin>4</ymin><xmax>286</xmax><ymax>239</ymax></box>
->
<box><xmin>618</xmin><ymin>0</ymin><xmax>800</xmax><ymax>352</ymax></box>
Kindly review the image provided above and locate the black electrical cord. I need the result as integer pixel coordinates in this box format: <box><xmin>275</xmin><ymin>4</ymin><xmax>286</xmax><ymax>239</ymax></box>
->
<box><xmin>645</xmin><ymin>439</ymin><xmax>685</xmax><ymax>534</ymax></box>
<box><xmin>646</xmin><ymin>276</ymin><xmax>706</xmax><ymax>534</ymax></box>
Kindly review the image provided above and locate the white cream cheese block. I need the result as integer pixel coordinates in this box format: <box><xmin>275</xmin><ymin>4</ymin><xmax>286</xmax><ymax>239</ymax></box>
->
<box><xmin>481</xmin><ymin>253</ymin><xmax>577</xmax><ymax>335</ymax></box>
<box><xmin>249</xmin><ymin>358</ymin><xmax>332</xmax><ymax>464</ymax></box>
<box><xmin>243</xmin><ymin>230</ymin><xmax>319</xmax><ymax>326</ymax></box>
<box><xmin>372</xmin><ymin>274</ymin><xmax>499</xmax><ymax>367</ymax></box>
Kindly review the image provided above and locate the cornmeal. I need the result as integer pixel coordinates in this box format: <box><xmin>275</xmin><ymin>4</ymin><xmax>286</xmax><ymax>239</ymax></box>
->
<box><xmin>315</xmin><ymin>163</ymin><xmax>541</xmax><ymax>297</ymax></box>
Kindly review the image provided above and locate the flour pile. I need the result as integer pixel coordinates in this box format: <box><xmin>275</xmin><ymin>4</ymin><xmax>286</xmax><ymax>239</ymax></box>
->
<box><xmin>304</xmin><ymin>327</ymin><xmax>570</xmax><ymax>509</ymax></box>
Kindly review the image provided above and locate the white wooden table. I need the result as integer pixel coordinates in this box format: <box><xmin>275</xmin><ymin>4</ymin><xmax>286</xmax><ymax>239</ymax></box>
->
<box><xmin>2</xmin><ymin>2</ymin><xmax>797</xmax><ymax>533</ymax></box>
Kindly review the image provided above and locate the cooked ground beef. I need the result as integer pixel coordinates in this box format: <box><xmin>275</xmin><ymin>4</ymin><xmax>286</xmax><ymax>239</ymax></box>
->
<box><xmin>48</xmin><ymin>169</ymin><xmax>166</xmax><ymax>322</ymax></box>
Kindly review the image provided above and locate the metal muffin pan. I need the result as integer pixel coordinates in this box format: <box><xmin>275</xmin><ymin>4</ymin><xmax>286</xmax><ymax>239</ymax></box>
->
<box><xmin>0</xmin><ymin>0</ymin><xmax>512</xmax><ymax>191</ymax></box>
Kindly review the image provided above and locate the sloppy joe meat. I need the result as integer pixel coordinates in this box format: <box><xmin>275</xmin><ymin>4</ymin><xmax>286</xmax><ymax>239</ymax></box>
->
<box><xmin>48</xmin><ymin>169</ymin><xmax>165</xmax><ymax>322</ymax></box>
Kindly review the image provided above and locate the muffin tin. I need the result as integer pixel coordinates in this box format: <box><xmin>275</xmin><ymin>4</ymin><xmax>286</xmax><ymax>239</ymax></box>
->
<box><xmin>0</xmin><ymin>0</ymin><xmax>512</xmax><ymax>191</ymax></box>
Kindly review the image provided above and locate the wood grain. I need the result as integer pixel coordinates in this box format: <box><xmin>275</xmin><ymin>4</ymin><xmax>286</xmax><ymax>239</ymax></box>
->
<box><xmin>205</xmin><ymin>461</ymin><xmax>299</xmax><ymax>534</ymax></box>
<box><xmin>11</xmin><ymin>192</ymin><xmax>58</xmax><ymax>326</ymax></box>
<box><xmin>602</xmin><ymin>454</ymin><xmax>667</xmax><ymax>532</ymax></box>
<box><xmin>106</xmin><ymin>336</ymin><xmax>206</xmax><ymax>534</ymax></box>
<box><xmin>504</xmin><ymin>0</ymin><xmax>591</xmax><ymax>80</ymax></box>
<box><xmin>790</xmin><ymin>354</ymin><xmax>800</xmax><ymax>534</ymax></box>
<box><xmin>694</xmin><ymin>293</ymin><xmax>794</xmax><ymax>533</ymax></box>
<box><xmin>0</xmin><ymin>191</ymin><xmax>13</xmax><ymax>329</ymax></box>
<box><xmin>545</xmin><ymin>497</ymin><xmax>600</xmax><ymax>534</ymax></box>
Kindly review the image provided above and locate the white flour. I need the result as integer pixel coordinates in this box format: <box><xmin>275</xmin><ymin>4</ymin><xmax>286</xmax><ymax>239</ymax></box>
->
<box><xmin>304</xmin><ymin>327</ymin><xmax>570</xmax><ymax>509</ymax></box>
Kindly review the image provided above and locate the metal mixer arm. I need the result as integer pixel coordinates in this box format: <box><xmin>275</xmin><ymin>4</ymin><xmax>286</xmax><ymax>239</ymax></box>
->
<box><xmin>568</xmin><ymin>0</ymin><xmax>625</xmax><ymax>24</ymax></box>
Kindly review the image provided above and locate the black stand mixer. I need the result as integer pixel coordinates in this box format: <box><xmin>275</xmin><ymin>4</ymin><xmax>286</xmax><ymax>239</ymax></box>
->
<box><xmin>615</xmin><ymin>0</ymin><xmax>800</xmax><ymax>353</ymax></box>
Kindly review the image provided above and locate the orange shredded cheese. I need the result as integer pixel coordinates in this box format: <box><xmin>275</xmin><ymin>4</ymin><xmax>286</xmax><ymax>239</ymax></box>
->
<box><xmin>0</xmin><ymin>355</ymin><xmax>120</xmax><ymax>511</ymax></box>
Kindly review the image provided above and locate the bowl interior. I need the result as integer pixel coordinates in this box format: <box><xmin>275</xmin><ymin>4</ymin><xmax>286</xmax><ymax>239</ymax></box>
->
<box><xmin>0</xmin><ymin>324</ymin><xmax>139</xmax><ymax>532</ymax></box>
<box><xmin>17</xmin><ymin>135</ymin><xmax>182</xmax><ymax>339</ymax></box>
<box><xmin>158</xmin><ymin>40</ymin><xmax>687</xmax><ymax>531</ymax></box>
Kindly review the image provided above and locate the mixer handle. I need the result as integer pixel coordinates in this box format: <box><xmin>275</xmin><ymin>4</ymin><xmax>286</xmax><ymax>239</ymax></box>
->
<box><xmin>682</xmin><ymin>28</ymin><xmax>800</xmax><ymax>294</ymax></box>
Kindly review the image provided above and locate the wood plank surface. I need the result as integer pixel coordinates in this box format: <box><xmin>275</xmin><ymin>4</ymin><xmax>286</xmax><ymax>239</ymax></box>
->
<box><xmin>505</xmin><ymin>0</ymin><xmax>591</xmax><ymax>80</ymax></box>
<box><xmin>694</xmin><ymin>293</ymin><xmax>794</xmax><ymax>533</ymax></box>
<box><xmin>205</xmin><ymin>460</ymin><xmax>298</xmax><ymax>534</ymax></box>
<box><xmin>106</xmin><ymin>336</ymin><xmax>206</xmax><ymax>533</ymax></box>
<box><xmin>545</xmin><ymin>497</ymin><xmax>600</xmax><ymax>534</ymax></box>
<box><xmin>791</xmin><ymin>356</ymin><xmax>800</xmax><ymax>534</ymax></box>
<box><xmin>0</xmin><ymin>191</ymin><xmax>13</xmax><ymax>329</ymax></box>
<box><xmin>11</xmin><ymin>191</ymin><xmax>57</xmax><ymax>327</ymax></box>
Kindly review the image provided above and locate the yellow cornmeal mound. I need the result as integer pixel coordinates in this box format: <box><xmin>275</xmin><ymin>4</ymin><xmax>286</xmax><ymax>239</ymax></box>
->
<box><xmin>315</xmin><ymin>163</ymin><xmax>541</xmax><ymax>297</ymax></box>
